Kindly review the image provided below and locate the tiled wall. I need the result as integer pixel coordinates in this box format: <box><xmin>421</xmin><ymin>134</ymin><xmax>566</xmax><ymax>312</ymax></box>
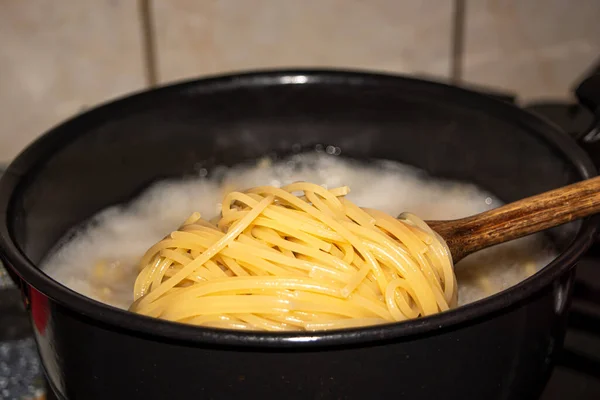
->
<box><xmin>1</xmin><ymin>0</ymin><xmax>599</xmax><ymax>162</ymax></box>
<box><xmin>0</xmin><ymin>1</ymin><xmax>146</xmax><ymax>162</ymax></box>
<box><xmin>463</xmin><ymin>0</ymin><xmax>600</xmax><ymax>100</ymax></box>
<box><xmin>152</xmin><ymin>0</ymin><xmax>453</xmax><ymax>82</ymax></box>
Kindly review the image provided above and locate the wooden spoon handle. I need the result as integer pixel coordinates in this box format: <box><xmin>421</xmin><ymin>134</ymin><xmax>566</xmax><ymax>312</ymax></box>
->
<box><xmin>427</xmin><ymin>175</ymin><xmax>600</xmax><ymax>262</ymax></box>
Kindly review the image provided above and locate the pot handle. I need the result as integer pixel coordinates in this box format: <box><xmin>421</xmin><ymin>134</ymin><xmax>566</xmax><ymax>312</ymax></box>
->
<box><xmin>575</xmin><ymin>73</ymin><xmax>600</xmax><ymax>143</ymax></box>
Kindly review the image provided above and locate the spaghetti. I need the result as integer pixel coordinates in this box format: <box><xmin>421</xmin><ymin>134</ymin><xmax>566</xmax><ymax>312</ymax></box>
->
<box><xmin>130</xmin><ymin>182</ymin><xmax>458</xmax><ymax>331</ymax></box>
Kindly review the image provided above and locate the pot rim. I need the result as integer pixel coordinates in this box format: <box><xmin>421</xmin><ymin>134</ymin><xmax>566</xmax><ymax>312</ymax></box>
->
<box><xmin>0</xmin><ymin>68</ymin><xmax>598</xmax><ymax>348</ymax></box>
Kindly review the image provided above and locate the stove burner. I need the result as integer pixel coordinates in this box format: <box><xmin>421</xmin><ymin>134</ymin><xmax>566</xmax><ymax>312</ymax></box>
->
<box><xmin>523</xmin><ymin>101</ymin><xmax>600</xmax><ymax>399</ymax></box>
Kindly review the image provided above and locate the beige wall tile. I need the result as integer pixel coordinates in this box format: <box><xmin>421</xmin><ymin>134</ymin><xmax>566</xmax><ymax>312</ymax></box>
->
<box><xmin>463</xmin><ymin>0</ymin><xmax>600</xmax><ymax>101</ymax></box>
<box><xmin>153</xmin><ymin>0</ymin><xmax>453</xmax><ymax>84</ymax></box>
<box><xmin>0</xmin><ymin>1</ymin><xmax>147</xmax><ymax>162</ymax></box>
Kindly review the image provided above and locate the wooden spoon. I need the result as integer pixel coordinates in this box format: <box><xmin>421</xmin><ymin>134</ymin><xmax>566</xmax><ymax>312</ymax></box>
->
<box><xmin>425</xmin><ymin>176</ymin><xmax>600</xmax><ymax>263</ymax></box>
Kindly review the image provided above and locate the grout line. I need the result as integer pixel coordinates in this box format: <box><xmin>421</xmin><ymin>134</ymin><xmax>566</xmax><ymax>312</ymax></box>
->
<box><xmin>450</xmin><ymin>0</ymin><xmax>466</xmax><ymax>84</ymax></box>
<box><xmin>139</xmin><ymin>0</ymin><xmax>158</xmax><ymax>87</ymax></box>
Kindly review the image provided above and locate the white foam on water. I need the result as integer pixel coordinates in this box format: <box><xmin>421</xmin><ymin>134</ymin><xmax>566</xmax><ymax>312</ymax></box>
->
<box><xmin>42</xmin><ymin>153</ymin><xmax>556</xmax><ymax>310</ymax></box>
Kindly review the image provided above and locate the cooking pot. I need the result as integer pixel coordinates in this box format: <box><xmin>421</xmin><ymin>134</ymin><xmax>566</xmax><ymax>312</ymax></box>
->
<box><xmin>1</xmin><ymin>70</ymin><xmax>600</xmax><ymax>400</ymax></box>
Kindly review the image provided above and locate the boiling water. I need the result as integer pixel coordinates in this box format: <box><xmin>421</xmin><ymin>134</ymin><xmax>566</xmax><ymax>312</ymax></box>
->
<box><xmin>42</xmin><ymin>153</ymin><xmax>556</xmax><ymax>310</ymax></box>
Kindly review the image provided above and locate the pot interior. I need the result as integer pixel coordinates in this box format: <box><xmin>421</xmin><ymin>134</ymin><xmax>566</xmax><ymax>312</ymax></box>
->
<box><xmin>6</xmin><ymin>72</ymin><xmax>588</xmax><ymax>270</ymax></box>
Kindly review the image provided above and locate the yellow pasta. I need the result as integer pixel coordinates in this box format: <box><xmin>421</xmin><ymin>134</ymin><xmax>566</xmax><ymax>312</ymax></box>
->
<box><xmin>130</xmin><ymin>182</ymin><xmax>457</xmax><ymax>331</ymax></box>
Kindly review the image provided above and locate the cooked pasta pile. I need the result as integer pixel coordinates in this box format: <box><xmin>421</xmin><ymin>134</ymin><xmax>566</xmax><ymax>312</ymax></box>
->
<box><xmin>130</xmin><ymin>182</ymin><xmax>457</xmax><ymax>331</ymax></box>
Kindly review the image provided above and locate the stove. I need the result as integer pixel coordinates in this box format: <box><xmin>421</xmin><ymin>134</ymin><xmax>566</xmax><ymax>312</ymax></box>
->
<box><xmin>1</xmin><ymin>80</ymin><xmax>600</xmax><ymax>400</ymax></box>
<box><xmin>525</xmin><ymin>97</ymin><xmax>600</xmax><ymax>399</ymax></box>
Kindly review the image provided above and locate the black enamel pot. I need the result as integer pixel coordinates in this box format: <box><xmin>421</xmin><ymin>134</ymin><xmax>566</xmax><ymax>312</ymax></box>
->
<box><xmin>1</xmin><ymin>70</ymin><xmax>600</xmax><ymax>400</ymax></box>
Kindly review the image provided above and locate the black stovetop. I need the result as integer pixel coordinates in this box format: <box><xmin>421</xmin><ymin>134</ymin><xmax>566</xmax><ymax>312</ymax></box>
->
<box><xmin>1</xmin><ymin>90</ymin><xmax>600</xmax><ymax>400</ymax></box>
